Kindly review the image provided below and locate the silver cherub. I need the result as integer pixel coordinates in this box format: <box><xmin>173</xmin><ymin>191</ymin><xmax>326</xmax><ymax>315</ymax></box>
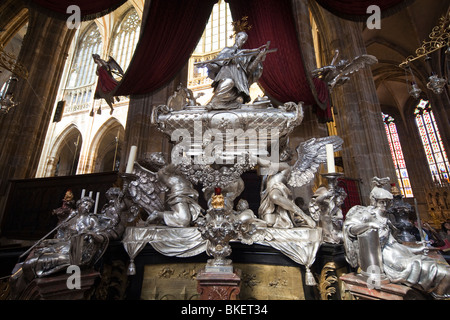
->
<box><xmin>128</xmin><ymin>152</ymin><xmax>203</xmax><ymax>228</ymax></box>
<box><xmin>311</xmin><ymin>49</ymin><xmax>378</xmax><ymax>92</ymax></box>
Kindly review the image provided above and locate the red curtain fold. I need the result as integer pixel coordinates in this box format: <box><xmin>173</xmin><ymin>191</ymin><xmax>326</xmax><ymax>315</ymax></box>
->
<box><xmin>114</xmin><ymin>0</ymin><xmax>217</xmax><ymax>97</ymax></box>
<box><xmin>314</xmin><ymin>0</ymin><xmax>414</xmax><ymax>20</ymax></box>
<box><xmin>226</xmin><ymin>0</ymin><xmax>332</xmax><ymax>121</ymax></box>
<box><xmin>28</xmin><ymin>0</ymin><xmax>127</xmax><ymax>19</ymax></box>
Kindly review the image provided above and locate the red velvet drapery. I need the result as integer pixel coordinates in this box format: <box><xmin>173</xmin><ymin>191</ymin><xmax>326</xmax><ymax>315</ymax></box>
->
<box><xmin>314</xmin><ymin>0</ymin><xmax>414</xmax><ymax>20</ymax></box>
<box><xmin>113</xmin><ymin>0</ymin><xmax>217</xmax><ymax>97</ymax></box>
<box><xmin>226</xmin><ymin>0</ymin><xmax>332</xmax><ymax>121</ymax></box>
<box><xmin>29</xmin><ymin>0</ymin><xmax>127</xmax><ymax>19</ymax></box>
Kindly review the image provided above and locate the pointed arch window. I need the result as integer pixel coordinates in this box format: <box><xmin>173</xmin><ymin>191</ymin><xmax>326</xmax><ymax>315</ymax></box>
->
<box><xmin>68</xmin><ymin>23</ymin><xmax>103</xmax><ymax>88</ymax></box>
<box><xmin>190</xmin><ymin>0</ymin><xmax>233</xmax><ymax>90</ymax></box>
<box><xmin>414</xmin><ymin>99</ymin><xmax>450</xmax><ymax>184</ymax></box>
<box><xmin>110</xmin><ymin>9</ymin><xmax>141</xmax><ymax>72</ymax></box>
<box><xmin>382</xmin><ymin>113</ymin><xmax>414</xmax><ymax>197</ymax></box>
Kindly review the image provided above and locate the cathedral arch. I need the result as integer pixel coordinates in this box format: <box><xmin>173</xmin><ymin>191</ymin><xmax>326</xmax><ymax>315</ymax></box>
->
<box><xmin>47</xmin><ymin>124</ymin><xmax>83</xmax><ymax>177</ymax></box>
<box><xmin>88</xmin><ymin>118</ymin><xmax>125</xmax><ymax>173</ymax></box>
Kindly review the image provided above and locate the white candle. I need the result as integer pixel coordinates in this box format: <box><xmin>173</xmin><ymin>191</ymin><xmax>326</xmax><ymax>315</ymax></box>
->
<box><xmin>94</xmin><ymin>192</ymin><xmax>100</xmax><ymax>214</ymax></box>
<box><xmin>81</xmin><ymin>189</ymin><xmax>85</xmax><ymax>198</ymax></box>
<box><xmin>125</xmin><ymin>145</ymin><xmax>138</xmax><ymax>173</ymax></box>
<box><xmin>88</xmin><ymin>191</ymin><xmax>93</xmax><ymax>198</ymax></box>
<box><xmin>326</xmin><ymin>144</ymin><xmax>335</xmax><ymax>173</ymax></box>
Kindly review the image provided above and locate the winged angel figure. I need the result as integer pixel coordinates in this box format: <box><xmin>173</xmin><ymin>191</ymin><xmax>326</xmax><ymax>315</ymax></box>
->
<box><xmin>127</xmin><ymin>152</ymin><xmax>203</xmax><ymax>228</ymax></box>
<box><xmin>311</xmin><ymin>49</ymin><xmax>377</xmax><ymax>92</ymax></box>
<box><xmin>257</xmin><ymin>135</ymin><xmax>343</xmax><ymax>229</ymax></box>
<box><xmin>92</xmin><ymin>54</ymin><xmax>124</xmax><ymax>114</ymax></box>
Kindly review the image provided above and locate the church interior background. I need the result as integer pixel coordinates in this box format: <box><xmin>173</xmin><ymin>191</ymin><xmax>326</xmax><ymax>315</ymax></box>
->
<box><xmin>0</xmin><ymin>0</ymin><xmax>449</xmax><ymax>302</ymax></box>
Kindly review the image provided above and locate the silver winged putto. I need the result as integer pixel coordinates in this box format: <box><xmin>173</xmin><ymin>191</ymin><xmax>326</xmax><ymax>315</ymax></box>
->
<box><xmin>288</xmin><ymin>135</ymin><xmax>344</xmax><ymax>188</ymax></box>
<box><xmin>128</xmin><ymin>153</ymin><xmax>203</xmax><ymax>228</ymax></box>
<box><xmin>128</xmin><ymin>162</ymin><xmax>167</xmax><ymax>216</ymax></box>
<box><xmin>311</xmin><ymin>49</ymin><xmax>378</xmax><ymax>92</ymax></box>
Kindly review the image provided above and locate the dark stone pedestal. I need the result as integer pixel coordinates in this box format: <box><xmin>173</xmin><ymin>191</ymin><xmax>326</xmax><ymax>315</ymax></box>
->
<box><xmin>196</xmin><ymin>268</ymin><xmax>241</xmax><ymax>300</ymax></box>
<box><xmin>340</xmin><ymin>272</ymin><xmax>427</xmax><ymax>300</ymax></box>
<box><xmin>18</xmin><ymin>269</ymin><xmax>100</xmax><ymax>300</ymax></box>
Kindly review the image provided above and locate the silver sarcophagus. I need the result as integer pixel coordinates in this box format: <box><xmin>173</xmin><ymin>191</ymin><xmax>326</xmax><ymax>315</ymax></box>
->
<box><xmin>151</xmin><ymin>101</ymin><xmax>304</xmax><ymax>166</ymax></box>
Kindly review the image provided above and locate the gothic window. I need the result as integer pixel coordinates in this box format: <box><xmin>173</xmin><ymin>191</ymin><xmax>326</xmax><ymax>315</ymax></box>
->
<box><xmin>191</xmin><ymin>0</ymin><xmax>233</xmax><ymax>83</ymax></box>
<box><xmin>382</xmin><ymin>113</ymin><xmax>414</xmax><ymax>197</ymax></box>
<box><xmin>68</xmin><ymin>23</ymin><xmax>103</xmax><ymax>88</ymax></box>
<box><xmin>207</xmin><ymin>1</ymin><xmax>231</xmax><ymax>52</ymax></box>
<box><xmin>110</xmin><ymin>9</ymin><xmax>141</xmax><ymax>72</ymax></box>
<box><xmin>414</xmin><ymin>99</ymin><xmax>450</xmax><ymax>184</ymax></box>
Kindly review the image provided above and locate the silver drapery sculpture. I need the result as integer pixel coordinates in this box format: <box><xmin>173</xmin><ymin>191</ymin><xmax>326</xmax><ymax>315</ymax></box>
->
<box><xmin>343</xmin><ymin>177</ymin><xmax>450</xmax><ymax>299</ymax></box>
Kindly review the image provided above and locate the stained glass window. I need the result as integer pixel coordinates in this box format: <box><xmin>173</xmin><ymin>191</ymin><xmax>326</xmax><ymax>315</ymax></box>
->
<box><xmin>414</xmin><ymin>99</ymin><xmax>450</xmax><ymax>184</ymax></box>
<box><xmin>67</xmin><ymin>23</ymin><xmax>103</xmax><ymax>88</ymax></box>
<box><xmin>382</xmin><ymin>113</ymin><xmax>414</xmax><ymax>197</ymax></box>
<box><xmin>110</xmin><ymin>9</ymin><xmax>141</xmax><ymax>72</ymax></box>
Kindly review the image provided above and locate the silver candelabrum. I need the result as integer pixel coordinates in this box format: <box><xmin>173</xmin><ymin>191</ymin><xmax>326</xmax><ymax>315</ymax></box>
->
<box><xmin>321</xmin><ymin>172</ymin><xmax>344</xmax><ymax>192</ymax></box>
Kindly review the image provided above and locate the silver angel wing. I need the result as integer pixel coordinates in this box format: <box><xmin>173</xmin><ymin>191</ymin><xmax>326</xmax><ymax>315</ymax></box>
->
<box><xmin>288</xmin><ymin>135</ymin><xmax>344</xmax><ymax>188</ymax></box>
<box><xmin>340</xmin><ymin>54</ymin><xmax>378</xmax><ymax>77</ymax></box>
<box><xmin>107</xmin><ymin>56</ymin><xmax>125</xmax><ymax>77</ymax></box>
<box><xmin>128</xmin><ymin>162</ymin><xmax>167</xmax><ymax>215</ymax></box>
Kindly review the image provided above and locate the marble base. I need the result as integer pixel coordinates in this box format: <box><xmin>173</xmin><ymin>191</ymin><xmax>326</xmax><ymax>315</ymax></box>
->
<box><xmin>197</xmin><ymin>268</ymin><xmax>241</xmax><ymax>300</ymax></box>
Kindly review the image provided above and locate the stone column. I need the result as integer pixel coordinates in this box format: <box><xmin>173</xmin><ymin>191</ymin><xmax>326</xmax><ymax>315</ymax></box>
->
<box><xmin>0</xmin><ymin>9</ymin><xmax>74</xmax><ymax>194</ymax></box>
<box><xmin>121</xmin><ymin>65</ymin><xmax>188</xmax><ymax>169</ymax></box>
<box><xmin>309</xmin><ymin>2</ymin><xmax>397</xmax><ymax>204</ymax></box>
<box><xmin>288</xmin><ymin>0</ymin><xmax>330</xmax><ymax>203</ymax></box>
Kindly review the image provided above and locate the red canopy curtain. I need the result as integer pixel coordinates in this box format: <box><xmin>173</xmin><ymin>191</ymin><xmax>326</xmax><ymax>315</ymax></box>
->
<box><xmin>28</xmin><ymin>0</ymin><xmax>127</xmax><ymax>20</ymax></box>
<box><xmin>314</xmin><ymin>0</ymin><xmax>415</xmax><ymax>20</ymax></box>
<box><xmin>114</xmin><ymin>0</ymin><xmax>217</xmax><ymax>97</ymax></box>
<box><xmin>226</xmin><ymin>0</ymin><xmax>332</xmax><ymax>121</ymax></box>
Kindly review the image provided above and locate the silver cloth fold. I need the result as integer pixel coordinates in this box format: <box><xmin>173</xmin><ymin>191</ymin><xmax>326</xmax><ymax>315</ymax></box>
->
<box><xmin>121</xmin><ymin>226</ymin><xmax>322</xmax><ymax>285</ymax></box>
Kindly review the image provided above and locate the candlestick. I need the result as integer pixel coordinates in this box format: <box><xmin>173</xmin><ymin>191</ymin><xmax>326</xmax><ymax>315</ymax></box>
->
<box><xmin>125</xmin><ymin>145</ymin><xmax>138</xmax><ymax>174</ymax></box>
<box><xmin>326</xmin><ymin>144</ymin><xmax>335</xmax><ymax>173</ymax></box>
<box><xmin>94</xmin><ymin>192</ymin><xmax>100</xmax><ymax>214</ymax></box>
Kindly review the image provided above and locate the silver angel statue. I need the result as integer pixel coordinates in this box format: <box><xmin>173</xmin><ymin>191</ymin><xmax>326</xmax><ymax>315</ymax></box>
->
<box><xmin>197</xmin><ymin>31</ymin><xmax>275</xmax><ymax>110</ymax></box>
<box><xmin>257</xmin><ymin>135</ymin><xmax>343</xmax><ymax>229</ymax></box>
<box><xmin>343</xmin><ymin>177</ymin><xmax>450</xmax><ymax>299</ymax></box>
<box><xmin>311</xmin><ymin>49</ymin><xmax>377</xmax><ymax>92</ymax></box>
<box><xmin>128</xmin><ymin>152</ymin><xmax>203</xmax><ymax>228</ymax></box>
